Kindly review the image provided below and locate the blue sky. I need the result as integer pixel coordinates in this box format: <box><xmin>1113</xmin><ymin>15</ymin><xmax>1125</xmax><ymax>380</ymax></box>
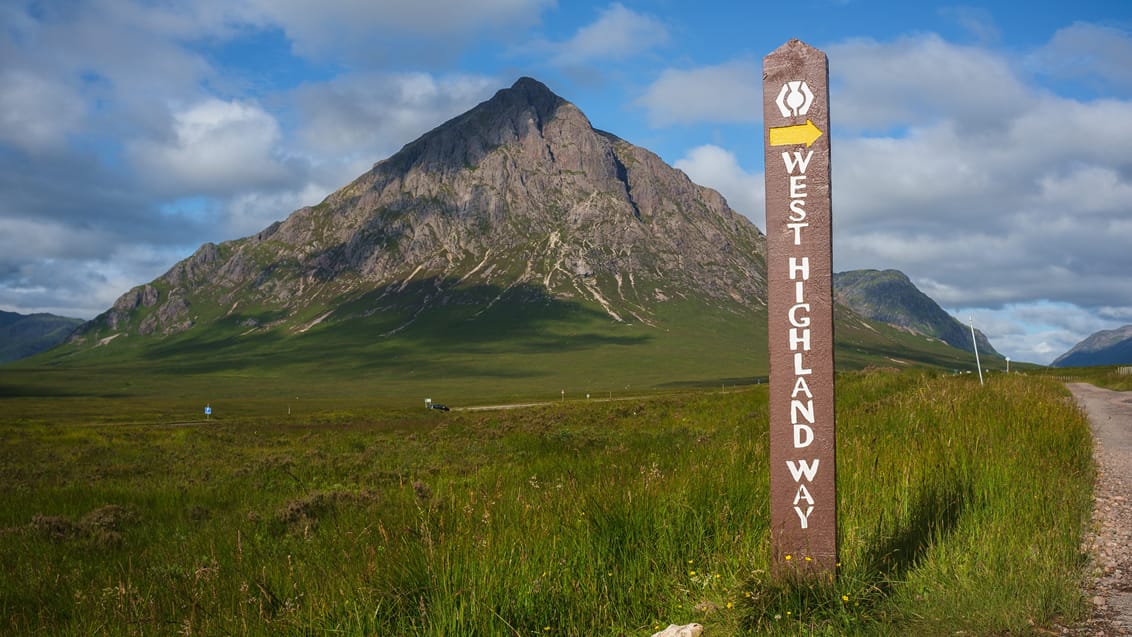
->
<box><xmin>2</xmin><ymin>0</ymin><xmax>1130</xmax><ymax>365</ymax></box>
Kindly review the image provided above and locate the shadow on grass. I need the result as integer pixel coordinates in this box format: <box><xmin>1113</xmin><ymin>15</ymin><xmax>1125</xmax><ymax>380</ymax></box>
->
<box><xmin>742</xmin><ymin>478</ymin><xmax>970</xmax><ymax>633</ymax></box>
<box><xmin>93</xmin><ymin>278</ymin><xmax>656</xmax><ymax>382</ymax></box>
<box><xmin>656</xmin><ymin>375</ymin><xmax>768</xmax><ymax>389</ymax></box>
<box><xmin>863</xmin><ymin>479</ymin><xmax>970</xmax><ymax>586</ymax></box>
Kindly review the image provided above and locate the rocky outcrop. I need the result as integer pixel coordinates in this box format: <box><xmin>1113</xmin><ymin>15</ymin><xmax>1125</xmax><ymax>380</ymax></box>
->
<box><xmin>650</xmin><ymin>624</ymin><xmax>704</xmax><ymax>637</ymax></box>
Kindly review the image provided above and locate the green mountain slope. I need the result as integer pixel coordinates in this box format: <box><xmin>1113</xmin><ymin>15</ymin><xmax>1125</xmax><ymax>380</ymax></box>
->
<box><xmin>834</xmin><ymin>269</ymin><xmax>1000</xmax><ymax>357</ymax></box>
<box><xmin>0</xmin><ymin>310</ymin><xmax>84</xmax><ymax>363</ymax></box>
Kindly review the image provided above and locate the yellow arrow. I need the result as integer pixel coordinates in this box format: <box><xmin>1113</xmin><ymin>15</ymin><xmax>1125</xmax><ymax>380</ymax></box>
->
<box><xmin>768</xmin><ymin>119</ymin><xmax>823</xmax><ymax>147</ymax></box>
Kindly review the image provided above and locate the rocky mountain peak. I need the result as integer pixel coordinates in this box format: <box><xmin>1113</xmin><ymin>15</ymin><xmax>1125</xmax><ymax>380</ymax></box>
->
<box><xmin>74</xmin><ymin>77</ymin><xmax>767</xmax><ymax>344</ymax></box>
<box><xmin>493</xmin><ymin>76</ymin><xmax>566</xmax><ymax>119</ymax></box>
<box><xmin>379</xmin><ymin>76</ymin><xmax>579</xmax><ymax>178</ymax></box>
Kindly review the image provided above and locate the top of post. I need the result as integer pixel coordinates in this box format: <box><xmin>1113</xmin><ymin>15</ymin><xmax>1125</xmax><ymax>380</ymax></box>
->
<box><xmin>766</xmin><ymin>38</ymin><xmax>824</xmax><ymax>57</ymax></box>
<box><xmin>763</xmin><ymin>39</ymin><xmax>828</xmax><ymax>75</ymax></box>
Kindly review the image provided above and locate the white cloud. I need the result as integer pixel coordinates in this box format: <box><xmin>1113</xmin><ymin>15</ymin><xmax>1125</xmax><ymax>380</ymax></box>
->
<box><xmin>15</xmin><ymin>1</ymin><xmax>220</xmax><ymax>123</ymax></box>
<box><xmin>1032</xmin><ymin>22</ymin><xmax>1132</xmax><ymax>92</ymax></box>
<box><xmin>957</xmin><ymin>302</ymin><xmax>1131</xmax><ymax>365</ymax></box>
<box><xmin>1037</xmin><ymin>165</ymin><xmax>1132</xmax><ymax>214</ymax></box>
<box><xmin>828</xmin><ymin>34</ymin><xmax>1030</xmax><ymax>131</ymax></box>
<box><xmin>813</xmin><ymin>29</ymin><xmax>1132</xmax><ymax>363</ymax></box>
<box><xmin>295</xmin><ymin>72</ymin><xmax>499</xmax><ymax>159</ymax></box>
<box><xmin>224</xmin><ymin>183</ymin><xmax>330</xmax><ymax>239</ymax></box>
<box><xmin>0</xmin><ymin>217</ymin><xmax>113</xmax><ymax>265</ymax></box>
<box><xmin>0</xmin><ymin>69</ymin><xmax>86</xmax><ymax>152</ymax></box>
<box><xmin>674</xmin><ymin>145</ymin><xmax>763</xmax><ymax>224</ymax></box>
<box><xmin>0</xmin><ymin>218</ymin><xmax>185</xmax><ymax>319</ymax></box>
<box><xmin>636</xmin><ymin>59</ymin><xmax>761</xmax><ymax>126</ymax></box>
<box><xmin>129</xmin><ymin>99</ymin><xmax>295</xmax><ymax>197</ymax></box>
<box><xmin>826</xmin><ymin>35</ymin><xmax>1132</xmax><ymax>310</ymax></box>
<box><xmin>830</xmin><ymin>92</ymin><xmax>1132</xmax><ymax>312</ymax></box>
<box><xmin>547</xmin><ymin>3</ymin><xmax>668</xmax><ymax>67</ymax></box>
<box><xmin>249</xmin><ymin>0</ymin><xmax>552</xmax><ymax>62</ymax></box>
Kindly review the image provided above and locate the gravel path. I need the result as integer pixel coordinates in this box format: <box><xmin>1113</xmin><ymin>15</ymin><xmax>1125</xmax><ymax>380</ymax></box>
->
<box><xmin>1068</xmin><ymin>383</ymin><xmax>1132</xmax><ymax>636</ymax></box>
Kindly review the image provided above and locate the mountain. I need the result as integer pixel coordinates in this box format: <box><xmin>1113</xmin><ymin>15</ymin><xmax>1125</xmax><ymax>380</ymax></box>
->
<box><xmin>833</xmin><ymin>269</ymin><xmax>1000</xmax><ymax>357</ymax></box>
<box><xmin>1051</xmin><ymin>325</ymin><xmax>1132</xmax><ymax>367</ymax></box>
<box><xmin>74</xmin><ymin>77</ymin><xmax>766</xmax><ymax>340</ymax></box>
<box><xmin>56</xmin><ymin>77</ymin><xmax>769</xmax><ymax>392</ymax></box>
<box><xmin>39</xmin><ymin>78</ymin><xmax>988</xmax><ymax>398</ymax></box>
<box><xmin>0</xmin><ymin>310</ymin><xmax>84</xmax><ymax>363</ymax></box>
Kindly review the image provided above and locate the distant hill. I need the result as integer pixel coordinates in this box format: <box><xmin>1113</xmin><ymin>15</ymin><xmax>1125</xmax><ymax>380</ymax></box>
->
<box><xmin>1051</xmin><ymin>325</ymin><xmax>1132</xmax><ymax>368</ymax></box>
<box><xmin>0</xmin><ymin>310</ymin><xmax>84</xmax><ymax>363</ymax></box>
<box><xmin>833</xmin><ymin>269</ymin><xmax>1000</xmax><ymax>357</ymax></box>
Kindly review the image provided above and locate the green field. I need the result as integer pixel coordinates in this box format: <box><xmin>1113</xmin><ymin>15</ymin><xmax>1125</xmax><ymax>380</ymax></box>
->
<box><xmin>0</xmin><ymin>368</ymin><xmax>1093</xmax><ymax>635</ymax></box>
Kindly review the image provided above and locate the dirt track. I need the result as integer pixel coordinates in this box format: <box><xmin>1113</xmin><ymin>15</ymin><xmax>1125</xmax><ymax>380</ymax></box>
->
<box><xmin>1068</xmin><ymin>383</ymin><xmax>1132</xmax><ymax>636</ymax></box>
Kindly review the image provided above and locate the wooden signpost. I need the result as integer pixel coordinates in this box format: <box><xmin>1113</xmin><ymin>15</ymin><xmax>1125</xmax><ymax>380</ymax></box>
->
<box><xmin>762</xmin><ymin>39</ymin><xmax>838</xmax><ymax>579</ymax></box>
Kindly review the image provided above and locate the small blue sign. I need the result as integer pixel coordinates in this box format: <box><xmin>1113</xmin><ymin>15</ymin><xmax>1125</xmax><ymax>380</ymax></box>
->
<box><xmin>205</xmin><ymin>405</ymin><xmax>212</xmax><ymax>416</ymax></box>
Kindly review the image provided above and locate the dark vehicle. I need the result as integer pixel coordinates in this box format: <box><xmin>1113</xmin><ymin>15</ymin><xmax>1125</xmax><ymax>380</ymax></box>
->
<box><xmin>429</xmin><ymin>403</ymin><xmax>450</xmax><ymax>412</ymax></box>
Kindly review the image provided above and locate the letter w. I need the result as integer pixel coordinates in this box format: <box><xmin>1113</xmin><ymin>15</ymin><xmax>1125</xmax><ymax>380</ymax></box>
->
<box><xmin>781</xmin><ymin>150</ymin><xmax>814</xmax><ymax>174</ymax></box>
<box><xmin>786</xmin><ymin>458</ymin><xmax>820</xmax><ymax>482</ymax></box>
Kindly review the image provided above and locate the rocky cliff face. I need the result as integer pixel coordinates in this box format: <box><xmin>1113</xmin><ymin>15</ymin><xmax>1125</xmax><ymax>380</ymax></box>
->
<box><xmin>73</xmin><ymin>77</ymin><xmax>766</xmax><ymax>344</ymax></box>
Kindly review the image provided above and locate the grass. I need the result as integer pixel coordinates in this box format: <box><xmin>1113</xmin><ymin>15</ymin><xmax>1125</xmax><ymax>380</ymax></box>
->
<box><xmin>0</xmin><ymin>369</ymin><xmax>1094</xmax><ymax>635</ymax></box>
<box><xmin>1035</xmin><ymin>364</ymin><xmax>1132</xmax><ymax>391</ymax></box>
<box><xmin>25</xmin><ymin>272</ymin><xmax>1007</xmax><ymax>411</ymax></box>
<box><xmin>29</xmin><ymin>292</ymin><xmax>769</xmax><ymax>407</ymax></box>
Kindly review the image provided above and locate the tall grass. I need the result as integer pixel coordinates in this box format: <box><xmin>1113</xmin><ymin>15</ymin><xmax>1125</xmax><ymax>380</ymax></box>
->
<box><xmin>0</xmin><ymin>370</ymin><xmax>1093</xmax><ymax>635</ymax></box>
<box><xmin>1035</xmin><ymin>364</ymin><xmax>1132</xmax><ymax>392</ymax></box>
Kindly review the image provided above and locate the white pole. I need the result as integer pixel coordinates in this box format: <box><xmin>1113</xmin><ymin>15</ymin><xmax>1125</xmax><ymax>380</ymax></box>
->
<box><xmin>970</xmin><ymin>317</ymin><xmax>984</xmax><ymax>386</ymax></box>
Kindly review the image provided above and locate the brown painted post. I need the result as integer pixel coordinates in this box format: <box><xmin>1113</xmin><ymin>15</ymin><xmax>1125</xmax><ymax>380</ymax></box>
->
<box><xmin>762</xmin><ymin>39</ymin><xmax>837</xmax><ymax>580</ymax></box>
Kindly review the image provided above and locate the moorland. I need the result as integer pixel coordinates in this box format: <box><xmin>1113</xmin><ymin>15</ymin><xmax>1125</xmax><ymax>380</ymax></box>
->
<box><xmin>0</xmin><ymin>366</ymin><xmax>1104</xmax><ymax>636</ymax></box>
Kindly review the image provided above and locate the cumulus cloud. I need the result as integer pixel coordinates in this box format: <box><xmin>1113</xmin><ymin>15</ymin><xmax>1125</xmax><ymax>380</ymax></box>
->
<box><xmin>128</xmin><ymin>99</ymin><xmax>297</xmax><ymax>197</ymax></box>
<box><xmin>223</xmin><ymin>183</ymin><xmax>332</xmax><ymax>239</ymax></box>
<box><xmin>295</xmin><ymin>72</ymin><xmax>499</xmax><ymax>160</ymax></box>
<box><xmin>545</xmin><ymin>3</ymin><xmax>668</xmax><ymax>67</ymax></box>
<box><xmin>1036</xmin><ymin>165</ymin><xmax>1132</xmax><ymax>214</ymax></box>
<box><xmin>828</xmin><ymin>34</ymin><xmax>1031</xmax><ymax>132</ymax></box>
<box><xmin>249</xmin><ymin>0</ymin><xmax>552</xmax><ymax>63</ymax></box>
<box><xmin>821</xmin><ymin>32</ymin><xmax>1132</xmax><ymax>315</ymax></box>
<box><xmin>0</xmin><ymin>217</ymin><xmax>186</xmax><ymax>318</ymax></box>
<box><xmin>831</xmin><ymin>92</ymin><xmax>1132</xmax><ymax>311</ymax></box>
<box><xmin>957</xmin><ymin>302</ymin><xmax>1127</xmax><ymax>366</ymax></box>
<box><xmin>674</xmin><ymin>145</ymin><xmax>764</xmax><ymax>224</ymax></box>
<box><xmin>1032</xmin><ymin>22</ymin><xmax>1132</xmax><ymax>92</ymax></box>
<box><xmin>635</xmin><ymin>59</ymin><xmax>761</xmax><ymax>126</ymax></box>
<box><xmin>0</xmin><ymin>69</ymin><xmax>86</xmax><ymax>152</ymax></box>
